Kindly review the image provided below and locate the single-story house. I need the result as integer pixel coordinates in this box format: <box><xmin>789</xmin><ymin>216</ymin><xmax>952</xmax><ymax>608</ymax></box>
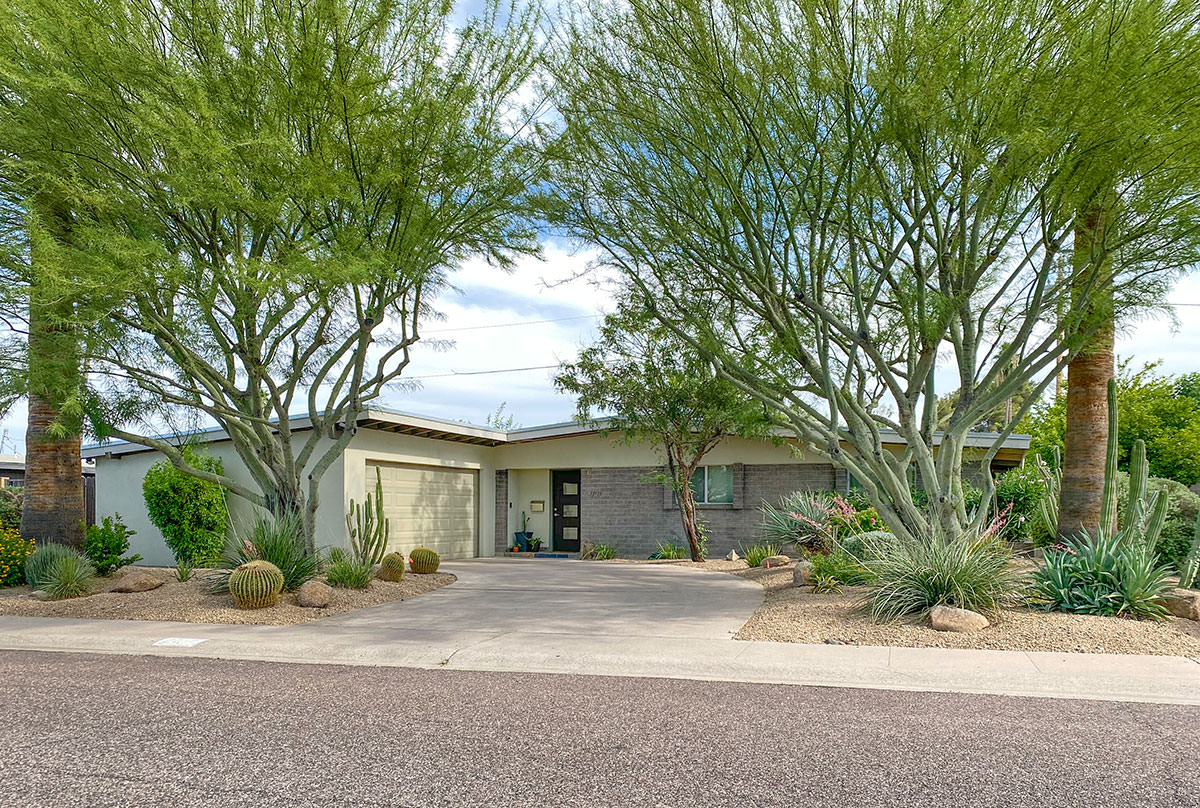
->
<box><xmin>82</xmin><ymin>410</ymin><xmax>1031</xmax><ymax>566</ymax></box>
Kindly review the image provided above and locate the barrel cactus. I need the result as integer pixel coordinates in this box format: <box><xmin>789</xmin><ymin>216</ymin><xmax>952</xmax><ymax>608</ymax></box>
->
<box><xmin>409</xmin><ymin>547</ymin><xmax>440</xmax><ymax>574</ymax></box>
<box><xmin>378</xmin><ymin>551</ymin><xmax>406</xmax><ymax>582</ymax></box>
<box><xmin>228</xmin><ymin>559</ymin><xmax>284</xmax><ymax>609</ymax></box>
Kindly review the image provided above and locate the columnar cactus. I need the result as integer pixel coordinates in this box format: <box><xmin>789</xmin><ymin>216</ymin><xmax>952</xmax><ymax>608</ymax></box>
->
<box><xmin>1179</xmin><ymin>513</ymin><xmax>1200</xmax><ymax>590</ymax></box>
<box><xmin>378</xmin><ymin>551</ymin><xmax>405</xmax><ymax>582</ymax></box>
<box><xmin>347</xmin><ymin>467</ymin><xmax>390</xmax><ymax>565</ymax></box>
<box><xmin>228</xmin><ymin>560</ymin><xmax>284</xmax><ymax>609</ymax></box>
<box><xmin>409</xmin><ymin>547</ymin><xmax>440</xmax><ymax>574</ymax></box>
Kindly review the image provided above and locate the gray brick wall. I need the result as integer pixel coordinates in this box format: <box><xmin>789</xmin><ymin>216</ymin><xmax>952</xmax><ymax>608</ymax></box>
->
<box><xmin>494</xmin><ymin>470</ymin><xmax>508</xmax><ymax>554</ymax></box>
<box><xmin>580</xmin><ymin>463</ymin><xmax>838</xmax><ymax>559</ymax></box>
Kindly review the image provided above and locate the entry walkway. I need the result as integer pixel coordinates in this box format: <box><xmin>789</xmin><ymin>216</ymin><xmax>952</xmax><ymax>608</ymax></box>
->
<box><xmin>0</xmin><ymin>559</ymin><xmax>1196</xmax><ymax>704</ymax></box>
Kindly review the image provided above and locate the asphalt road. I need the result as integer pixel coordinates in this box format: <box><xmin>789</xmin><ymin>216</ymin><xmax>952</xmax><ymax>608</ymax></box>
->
<box><xmin>0</xmin><ymin>651</ymin><xmax>1196</xmax><ymax>808</ymax></box>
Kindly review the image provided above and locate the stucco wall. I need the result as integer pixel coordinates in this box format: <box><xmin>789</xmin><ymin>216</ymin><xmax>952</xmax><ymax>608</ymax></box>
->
<box><xmin>92</xmin><ymin>438</ymin><xmax>345</xmax><ymax>567</ymax></box>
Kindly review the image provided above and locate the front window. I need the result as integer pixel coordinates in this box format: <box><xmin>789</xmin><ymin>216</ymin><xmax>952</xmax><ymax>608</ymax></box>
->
<box><xmin>689</xmin><ymin>465</ymin><xmax>734</xmax><ymax>504</ymax></box>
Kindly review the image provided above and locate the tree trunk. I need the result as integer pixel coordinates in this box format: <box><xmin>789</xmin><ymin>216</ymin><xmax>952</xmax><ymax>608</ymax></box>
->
<box><xmin>1057</xmin><ymin>203</ymin><xmax>1115</xmax><ymax>539</ymax></box>
<box><xmin>676</xmin><ymin>477</ymin><xmax>704</xmax><ymax>562</ymax></box>
<box><xmin>21</xmin><ymin>199</ymin><xmax>84</xmax><ymax>548</ymax></box>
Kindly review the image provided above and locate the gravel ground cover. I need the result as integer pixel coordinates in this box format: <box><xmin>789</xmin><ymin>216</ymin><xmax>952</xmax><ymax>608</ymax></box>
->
<box><xmin>654</xmin><ymin>558</ymin><xmax>1200</xmax><ymax>656</ymax></box>
<box><xmin>0</xmin><ymin>567</ymin><xmax>455</xmax><ymax>625</ymax></box>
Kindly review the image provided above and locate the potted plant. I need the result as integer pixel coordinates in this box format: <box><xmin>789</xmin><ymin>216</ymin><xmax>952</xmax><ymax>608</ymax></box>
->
<box><xmin>513</xmin><ymin>511</ymin><xmax>534</xmax><ymax>551</ymax></box>
<box><xmin>527</xmin><ymin>536</ymin><xmax>543</xmax><ymax>552</ymax></box>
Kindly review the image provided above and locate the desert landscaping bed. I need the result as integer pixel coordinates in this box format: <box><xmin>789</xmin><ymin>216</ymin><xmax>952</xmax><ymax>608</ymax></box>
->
<box><xmin>0</xmin><ymin>567</ymin><xmax>456</xmax><ymax>626</ymax></box>
<box><xmin>662</xmin><ymin>559</ymin><xmax>1200</xmax><ymax>657</ymax></box>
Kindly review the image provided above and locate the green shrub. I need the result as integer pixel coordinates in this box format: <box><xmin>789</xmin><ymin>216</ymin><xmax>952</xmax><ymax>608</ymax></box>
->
<box><xmin>0</xmin><ymin>528</ymin><xmax>34</xmax><ymax>588</ymax></box>
<box><xmin>651</xmin><ymin>540</ymin><xmax>688</xmax><ymax>560</ymax></box>
<box><xmin>142</xmin><ymin>447</ymin><xmax>229</xmax><ymax>564</ymax></box>
<box><xmin>25</xmin><ymin>543</ymin><xmax>82</xmax><ymax>589</ymax></box>
<box><xmin>760</xmin><ymin>491</ymin><xmax>833</xmax><ymax>551</ymax></box>
<box><xmin>861</xmin><ymin>532</ymin><xmax>1020</xmax><ymax>621</ymax></box>
<box><xmin>583</xmin><ymin>543</ymin><xmax>618</xmax><ymax>560</ymax></box>
<box><xmin>742</xmin><ymin>542</ymin><xmax>782</xmax><ymax>568</ymax></box>
<box><xmin>810</xmin><ymin>548</ymin><xmax>872</xmax><ymax>586</ymax></box>
<box><xmin>0</xmin><ymin>487</ymin><xmax>22</xmax><ymax>532</ymax></box>
<box><xmin>174</xmin><ymin>559</ymin><xmax>194</xmax><ymax>582</ymax></box>
<box><xmin>1113</xmin><ymin>472</ymin><xmax>1200</xmax><ymax>571</ymax></box>
<box><xmin>994</xmin><ymin>463</ymin><xmax>1054</xmax><ymax>545</ymax></box>
<box><xmin>83</xmin><ymin>515</ymin><xmax>142</xmax><ymax>576</ymax></box>
<box><xmin>42</xmin><ymin>553</ymin><xmax>96</xmax><ymax>600</ymax></box>
<box><xmin>1030</xmin><ymin>531</ymin><xmax>1172</xmax><ymax>620</ymax></box>
<box><xmin>211</xmin><ymin>514</ymin><xmax>318</xmax><ymax>593</ymax></box>
<box><xmin>325</xmin><ymin>553</ymin><xmax>372</xmax><ymax>589</ymax></box>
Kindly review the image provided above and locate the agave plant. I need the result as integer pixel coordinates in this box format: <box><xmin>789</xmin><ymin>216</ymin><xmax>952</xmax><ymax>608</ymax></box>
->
<box><xmin>1030</xmin><ymin>531</ymin><xmax>1171</xmax><ymax>620</ymax></box>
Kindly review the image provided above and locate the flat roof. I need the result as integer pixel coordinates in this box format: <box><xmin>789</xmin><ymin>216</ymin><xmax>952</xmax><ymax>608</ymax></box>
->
<box><xmin>82</xmin><ymin>407</ymin><xmax>1031</xmax><ymax>459</ymax></box>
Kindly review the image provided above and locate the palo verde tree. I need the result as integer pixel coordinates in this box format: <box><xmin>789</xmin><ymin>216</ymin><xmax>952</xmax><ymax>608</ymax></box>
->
<box><xmin>556</xmin><ymin>303</ymin><xmax>770</xmax><ymax>561</ymax></box>
<box><xmin>549</xmin><ymin>0</ymin><xmax>1200</xmax><ymax>544</ymax></box>
<box><xmin>2</xmin><ymin>0</ymin><xmax>544</xmax><ymax>550</ymax></box>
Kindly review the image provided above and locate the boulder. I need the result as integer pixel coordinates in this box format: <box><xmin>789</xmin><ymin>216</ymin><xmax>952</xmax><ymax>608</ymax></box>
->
<box><xmin>930</xmin><ymin>604</ymin><xmax>989</xmax><ymax>633</ymax></box>
<box><xmin>296</xmin><ymin>580</ymin><xmax>333</xmax><ymax>608</ymax></box>
<box><xmin>1163</xmin><ymin>589</ymin><xmax>1200</xmax><ymax>621</ymax></box>
<box><xmin>724</xmin><ymin>549</ymin><xmax>740</xmax><ymax>562</ymax></box>
<box><xmin>793</xmin><ymin>560</ymin><xmax>814</xmax><ymax>587</ymax></box>
<box><xmin>761</xmin><ymin>555</ymin><xmax>791</xmax><ymax>569</ymax></box>
<box><xmin>110</xmin><ymin>569</ymin><xmax>164</xmax><ymax>593</ymax></box>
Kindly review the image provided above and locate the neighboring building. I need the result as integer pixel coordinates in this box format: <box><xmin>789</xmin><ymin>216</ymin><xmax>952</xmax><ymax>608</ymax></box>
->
<box><xmin>0</xmin><ymin>454</ymin><xmax>97</xmax><ymax>526</ymax></box>
<box><xmin>82</xmin><ymin>410</ymin><xmax>1031</xmax><ymax>566</ymax></box>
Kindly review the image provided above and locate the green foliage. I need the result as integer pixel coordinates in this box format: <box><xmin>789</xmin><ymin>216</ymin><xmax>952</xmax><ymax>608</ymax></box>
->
<box><xmin>174</xmin><ymin>559</ymin><xmax>194</xmax><ymax>583</ymax></box>
<box><xmin>142</xmin><ymin>449</ymin><xmax>228</xmax><ymax>564</ymax></box>
<box><xmin>347</xmin><ymin>467</ymin><xmax>390</xmax><ymax>565</ymax></box>
<box><xmin>41</xmin><ymin>553</ymin><xmax>95</xmax><ymax>600</ymax></box>
<box><xmin>809</xmin><ymin>548</ymin><xmax>872</xmax><ymax>586</ymax></box>
<box><xmin>1021</xmin><ymin>362</ymin><xmax>1200</xmax><ymax>485</ymax></box>
<box><xmin>377</xmin><ymin>552</ymin><xmax>405</xmax><ymax>583</ymax></box>
<box><xmin>583</xmin><ymin>543</ymin><xmax>619</xmax><ymax>560</ymax></box>
<box><xmin>1113</xmin><ymin>472</ymin><xmax>1200</xmax><ymax>571</ymax></box>
<box><xmin>325</xmin><ymin>554</ymin><xmax>372</xmax><ymax>589</ymax></box>
<box><xmin>82</xmin><ymin>514</ymin><xmax>141</xmax><ymax>576</ymax></box>
<box><xmin>994</xmin><ymin>463</ymin><xmax>1055</xmax><ymax>546</ymax></box>
<box><xmin>24</xmin><ymin>542</ymin><xmax>81</xmax><ymax>589</ymax></box>
<box><xmin>811</xmin><ymin>575</ymin><xmax>842</xmax><ymax>594</ymax></box>
<box><xmin>650</xmin><ymin>540</ymin><xmax>688</xmax><ymax>560</ymax></box>
<box><xmin>1180</xmin><ymin>514</ymin><xmax>1200</xmax><ymax>589</ymax></box>
<box><xmin>760</xmin><ymin>492</ymin><xmax>833</xmax><ymax>552</ymax></box>
<box><xmin>228</xmin><ymin>560</ymin><xmax>284</xmax><ymax>609</ymax></box>
<box><xmin>0</xmin><ymin>487</ymin><xmax>21</xmax><ymax>532</ymax></box>
<box><xmin>208</xmin><ymin>514</ymin><xmax>317</xmax><ymax>594</ymax></box>
<box><xmin>860</xmin><ymin>533</ymin><xmax>1021</xmax><ymax>622</ymax></box>
<box><xmin>1031</xmin><ymin>532</ymin><xmax>1171</xmax><ymax>620</ymax></box>
<box><xmin>741</xmin><ymin>542</ymin><xmax>782</xmax><ymax>568</ymax></box>
<box><xmin>0</xmin><ymin>528</ymin><xmax>33</xmax><ymax>587</ymax></box>
<box><xmin>408</xmin><ymin>547</ymin><xmax>440</xmax><ymax>574</ymax></box>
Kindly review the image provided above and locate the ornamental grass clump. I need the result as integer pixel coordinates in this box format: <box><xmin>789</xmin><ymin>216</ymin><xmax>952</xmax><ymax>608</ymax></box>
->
<box><xmin>860</xmin><ymin>531</ymin><xmax>1021</xmax><ymax>622</ymax></box>
<box><xmin>24</xmin><ymin>543</ymin><xmax>82</xmax><ymax>589</ymax></box>
<box><xmin>42</xmin><ymin>554</ymin><xmax>96</xmax><ymax>601</ymax></box>
<box><xmin>741</xmin><ymin>542</ymin><xmax>783</xmax><ymax>568</ymax></box>
<box><xmin>208</xmin><ymin>514</ymin><xmax>318</xmax><ymax>594</ymax></box>
<box><xmin>760</xmin><ymin>491</ymin><xmax>834</xmax><ymax>552</ymax></box>
<box><xmin>325</xmin><ymin>553</ymin><xmax>372</xmax><ymax>589</ymax></box>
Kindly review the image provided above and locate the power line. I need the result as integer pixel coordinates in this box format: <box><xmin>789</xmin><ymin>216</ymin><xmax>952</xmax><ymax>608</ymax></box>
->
<box><xmin>422</xmin><ymin>314</ymin><xmax>601</xmax><ymax>336</ymax></box>
<box><xmin>406</xmin><ymin>364</ymin><xmax>560</xmax><ymax>381</ymax></box>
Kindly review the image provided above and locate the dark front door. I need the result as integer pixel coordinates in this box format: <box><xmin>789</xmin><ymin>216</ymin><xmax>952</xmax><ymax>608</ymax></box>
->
<box><xmin>552</xmin><ymin>470</ymin><xmax>581</xmax><ymax>552</ymax></box>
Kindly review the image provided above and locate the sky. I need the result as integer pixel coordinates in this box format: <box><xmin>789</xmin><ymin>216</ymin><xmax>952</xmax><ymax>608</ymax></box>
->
<box><xmin>1</xmin><ymin>249</ymin><xmax>1197</xmax><ymax>454</ymax></box>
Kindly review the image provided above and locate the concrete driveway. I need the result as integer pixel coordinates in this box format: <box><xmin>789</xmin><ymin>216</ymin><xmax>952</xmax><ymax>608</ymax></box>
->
<box><xmin>322</xmin><ymin>558</ymin><xmax>764</xmax><ymax>641</ymax></box>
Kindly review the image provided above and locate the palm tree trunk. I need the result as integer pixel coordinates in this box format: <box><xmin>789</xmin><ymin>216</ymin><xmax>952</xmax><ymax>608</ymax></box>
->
<box><xmin>20</xmin><ymin>198</ymin><xmax>85</xmax><ymax>549</ymax></box>
<box><xmin>1057</xmin><ymin>202</ymin><xmax>1115</xmax><ymax>539</ymax></box>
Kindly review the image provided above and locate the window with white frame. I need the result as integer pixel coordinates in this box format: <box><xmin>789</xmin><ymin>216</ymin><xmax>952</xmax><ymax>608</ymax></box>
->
<box><xmin>689</xmin><ymin>465</ymin><xmax>734</xmax><ymax>504</ymax></box>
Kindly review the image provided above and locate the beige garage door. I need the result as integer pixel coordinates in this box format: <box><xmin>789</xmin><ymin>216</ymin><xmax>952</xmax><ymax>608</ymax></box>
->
<box><xmin>367</xmin><ymin>462</ymin><xmax>478</xmax><ymax>559</ymax></box>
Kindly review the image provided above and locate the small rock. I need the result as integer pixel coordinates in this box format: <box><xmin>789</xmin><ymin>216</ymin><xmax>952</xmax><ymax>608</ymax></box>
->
<box><xmin>110</xmin><ymin>569</ymin><xmax>163</xmax><ymax>593</ymax></box>
<box><xmin>724</xmin><ymin>549</ymin><xmax>740</xmax><ymax>561</ymax></box>
<box><xmin>793</xmin><ymin>560</ymin><xmax>814</xmax><ymax>587</ymax></box>
<box><xmin>296</xmin><ymin>580</ymin><xmax>333</xmax><ymax>608</ymax></box>
<box><xmin>930</xmin><ymin>604</ymin><xmax>989</xmax><ymax>633</ymax></box>
<box><xmin>29</xmin><ymin>589</ymin><xmax>47</xmax><ymax>600</ymax></box>
<box><xmin>761</xmin><ymin>554</ymin><xmax>791</xmax><ymax>568</ymax></box>
<box><xmin>1163</xmin><ymin>589</ymin><xmax>1200</xmax><ymax>621</ymax></box>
